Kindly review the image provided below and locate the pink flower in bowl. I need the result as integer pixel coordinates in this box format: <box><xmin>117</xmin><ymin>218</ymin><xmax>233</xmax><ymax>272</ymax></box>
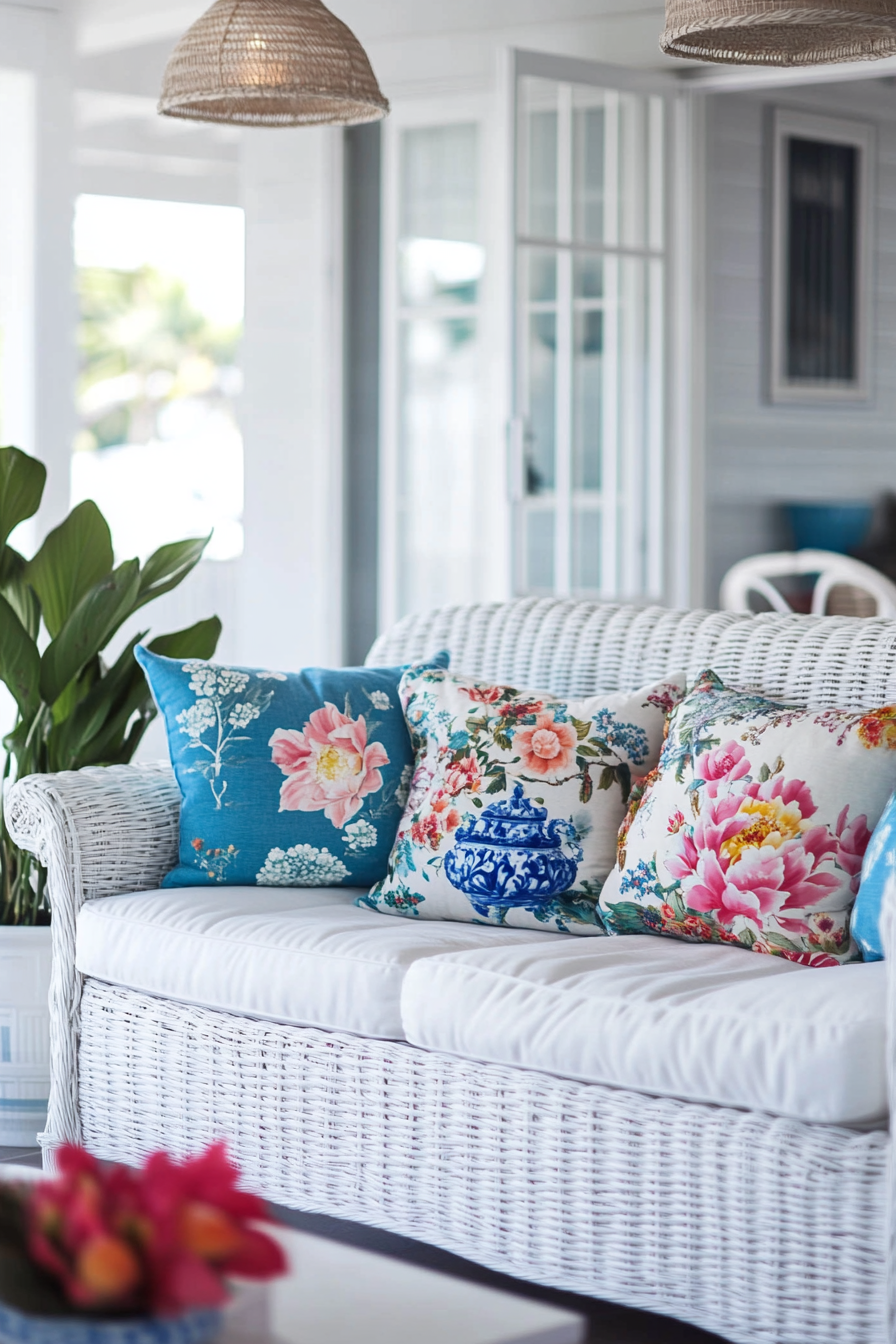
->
<box><xmin>515</xmin><ymin>712</ymin><xmax>577</xmax><ymax>781</ymax></box>
<box><xmin>270</xmin><ymin>705</ymin><xmax>389</xmax><ymax>829</ymax></box>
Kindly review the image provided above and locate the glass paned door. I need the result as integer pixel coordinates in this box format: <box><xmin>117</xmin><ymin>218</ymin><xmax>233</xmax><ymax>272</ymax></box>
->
<box><xmin>392</xmin><ymin>122</ymin><xmax>486</xmax><ymax>619</ymax></box>
<box><xmin>513</xmin><ymin>68</ymin><xmax>666</xmax><ymax>601</ymax></box>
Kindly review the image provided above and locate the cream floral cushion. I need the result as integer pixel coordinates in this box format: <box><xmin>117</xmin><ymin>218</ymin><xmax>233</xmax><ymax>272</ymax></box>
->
<box><xmin>359</xmin><ymin>667</ymin><xmax>684</xmax><ymax>935</ymax></box>
<box><xmin>599</xmin><ymin>670</ymin><xmax>896</xmax><ymax>966</ymax></box>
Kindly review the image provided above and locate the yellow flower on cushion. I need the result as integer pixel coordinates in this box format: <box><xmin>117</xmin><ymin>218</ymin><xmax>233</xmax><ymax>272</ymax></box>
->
<box><xmin>721</xmin><ymin>795</ymin><xmax>806</xmax><ymax>864</ymax></box>
<box><xmin>315</xmin><ymin>743</ymin><xmax>363</xmax><ymax>783</ymax></box>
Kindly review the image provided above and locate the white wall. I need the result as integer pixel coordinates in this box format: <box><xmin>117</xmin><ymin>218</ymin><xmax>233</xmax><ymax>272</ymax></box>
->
<box><xmin>34</xmin><ymin>5</ymin><xmax>77</xmax><ymax>535</ymax></box>
<box><xmin>704</xmin><ymin>80</ymin><xmax>896</xmax><ymax>607</ymax></box>
<box><xmin>0</xmin><ymin>69</ymin><xmax>35</xmax><ymax>464</ymax></box>
<box><xmin>0</xmin><ymin>1</ymin><xmax>74</xmax><ymax>537</ymax></box>
<box><xmin>237</xmin><ymin>125</ymin><xmax>344</xmax><ymax>671</ymax></box>
<box><xmin>0</xmin><ymin>1</ymin><xmax>73</xmax><ymax>749</ymax></box>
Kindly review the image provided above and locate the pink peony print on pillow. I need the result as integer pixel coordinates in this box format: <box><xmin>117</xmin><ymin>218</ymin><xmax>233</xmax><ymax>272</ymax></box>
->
<box><xmin>270</xmin><ymin>704</ymin><xmax>390</xmax><ymax>829</ymax></box>
<box><xmin>600</xmin><ymin>671</ymin><xmax>895</xmax><ymax>966</ymax></box>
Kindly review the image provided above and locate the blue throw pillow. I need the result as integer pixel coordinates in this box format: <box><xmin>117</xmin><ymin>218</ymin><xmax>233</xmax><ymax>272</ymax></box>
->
<box><xmin>136</xmin><ymin>648</ymin><xmax>449</xmax><ymax>889</ymax></box>
<box><xmin>852</xmin><ymin>791</ymin><xmax>896</xmax><ymax>961</ymax></box>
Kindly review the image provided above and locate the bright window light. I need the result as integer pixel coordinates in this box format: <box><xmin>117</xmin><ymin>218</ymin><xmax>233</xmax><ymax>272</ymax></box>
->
<box><xmin>72</xmin><ymin>195</ymin><xmax>245</xmax><ymax>562</ymax></box>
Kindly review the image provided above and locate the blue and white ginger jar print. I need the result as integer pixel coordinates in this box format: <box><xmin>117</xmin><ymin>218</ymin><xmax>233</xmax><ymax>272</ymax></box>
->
<box><xmin>444</xmin><ymin>784</ymin><xmax>583</xmax><ymax>916</ymax></box>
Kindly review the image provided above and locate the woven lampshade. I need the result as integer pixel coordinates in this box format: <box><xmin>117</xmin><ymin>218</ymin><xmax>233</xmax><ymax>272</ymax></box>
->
<box><xmin>158</xmin><ymin>0</ymin><xmax>389</xmax><ymax>126</ymax></box>
<box><xmin>661</xmin><ymin>0</ymin><xmax>896</xmax><ymax>64</ymax></box>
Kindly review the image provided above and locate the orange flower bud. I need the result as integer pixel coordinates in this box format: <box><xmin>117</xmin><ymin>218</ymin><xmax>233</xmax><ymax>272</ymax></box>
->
<box><xmin>35</xmin><ymin>1198</ymin><xmax>63</xmax><ymax>1236</ymax></box>
<box><xmin>179</xmin><ymin>1202</ymin><xmax>243</xmax><ymax>1262</ymax></box>
<box><xmin>76</xmin><ymin>1235</ymin><xmax>142</xmax><ymax>1302</ymax></box>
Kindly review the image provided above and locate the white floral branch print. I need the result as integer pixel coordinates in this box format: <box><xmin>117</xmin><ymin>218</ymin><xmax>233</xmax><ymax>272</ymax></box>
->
<box><xmin>177</xmin><ymin>662</ymin><xmax>277</xmax><ymax>808</ymax></box>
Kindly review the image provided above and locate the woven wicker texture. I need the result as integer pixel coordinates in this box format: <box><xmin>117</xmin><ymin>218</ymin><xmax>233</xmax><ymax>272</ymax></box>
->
<box><xmin>77</xmin><ymin>981</ymin><xmax>889</xmax><ymax>1344</ymax></box>
<box><xmin>661</xmin><ymin>0</ymin><xmax>896</xmax><ymax>64</ymax></box>
<box><xmin>10</xmin><ymin>598</ymin><xmax>896</xmax><ymax>1344</ymax></box>
<box><xmin>5</xmin><ymin>764</ymin><xmax>180</xmax><ymax>1148</ymax></box>
<box><xmin>158</xmin><ymin>0</ymin><xmax>389</xmax><ymax>126</ymax></box>
<box><xmin>368</xmin><ymin>597</ymin><xmax>896</xmax><ymax>710</ymax></box>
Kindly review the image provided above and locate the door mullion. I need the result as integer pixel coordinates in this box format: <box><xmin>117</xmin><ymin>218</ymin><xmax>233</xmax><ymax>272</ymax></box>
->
<box><xmin>601</xmin><ymin>92</ymin><xmax>620</xmax><ymax>597</ymax></box>
<box><xmin>555</xmin><ymin>83</ymin><xmax>573</xmax><ymax>596</ymax></box>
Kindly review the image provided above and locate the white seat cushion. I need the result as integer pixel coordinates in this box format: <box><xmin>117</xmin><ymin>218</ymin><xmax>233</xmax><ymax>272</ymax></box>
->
<box><xmin>76</xmin><ymin>888</ymin><xmax>557</xmax><ymax>1042</ymax></box>
<box><xmin>400</xmin><ymin>935</ymin><xmax>888</xmax><ymax>1126</ymax></box>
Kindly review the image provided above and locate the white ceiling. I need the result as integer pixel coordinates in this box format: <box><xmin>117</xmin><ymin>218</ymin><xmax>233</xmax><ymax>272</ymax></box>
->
<box><xmin>75</xmin><ymin>0</ymin><xmax>665</xmax><ymax>57</ymax></box>
<box><xmin>70</xmin><ymin>0</ymin><xmax>896</xmax><ymax>211</ymax></box>
<box><xmin>67</xmin><ymin>0</ymin><xmax>672</xmax><ymax>210</ymax></box>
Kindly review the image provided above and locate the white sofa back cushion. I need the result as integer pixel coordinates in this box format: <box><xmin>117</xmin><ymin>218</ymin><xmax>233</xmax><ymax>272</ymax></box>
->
<box><xmin>400</xmin><ymin>935</ymin><xmax>887</xmax><ymax>1126</ymax></box>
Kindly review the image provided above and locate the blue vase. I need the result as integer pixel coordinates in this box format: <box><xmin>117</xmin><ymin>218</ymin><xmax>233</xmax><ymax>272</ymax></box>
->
<box><xmin>0</xmin><ymin>1302</ymin><xmax>221</xmax><ymax>1344</ymax></box>
<box><xmin>786</xmin><ymin>502</ymin><xmax>873</xmax><ymax>556</ymax></box>
<box><xmin>444</xmin><ymin>784</ymin><xmax>583</xmax><ymax>917</ymax></box>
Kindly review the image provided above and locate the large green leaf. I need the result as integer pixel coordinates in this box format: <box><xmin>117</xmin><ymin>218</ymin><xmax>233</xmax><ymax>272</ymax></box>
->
<box><xmin>72</xmin><ymin>678</ymin><xmax>153</xmax><ymax>769</ymax></box>
<box><xmin>50</xmin><ymin>619</ymin><xmax>221</xmax><ymax>770</ymax></box>
<box><xmin>49</xmin><ymin>656</ymin><xmax>102</xmax><ymax>729</ymax></box>
<box><xmin>40</xmin><ymin>559</ymin><xmax>141</xmax><ymax>707</ymax></box>
<box><xmin>136</xmin><ymin>535</ymin><xmax>211</xmax><ymax>611</ymax></box>
<box><xmin>148</xmin><ymin>616</ymin><xmax>222</xmax><ymax>661</ymax></box>
<box><xmin>2</xmin><ymin>706</ymin><xmax>49</xmax><ymax>778</ymax></box>
<box><xmin>0</xmin><ymin>546</ymin><xmax>40</xmax><ymax>638</ymax></box>
<box><xmin>0</xmin><ymin>592</ymin><xmax>39</xmax><ymax>719</ymax></box>
<box><xmin>46</xmin><ymin>634</ymin><xmax>147</xmax><ymax>771</ymax></box>
<box><xmin>25</xmin><ymin>500</ymin><xmax>114</xmax><ymax>639</ymax></box>
<box><xmin>0</xmin><ymin>448</ymin><xmax>45</xmax><ymax>550</ymax></box>
<box><xmin>99</xmin><ymin>712</ymin><xmax>155</xmax><ymax>768</ymax></box>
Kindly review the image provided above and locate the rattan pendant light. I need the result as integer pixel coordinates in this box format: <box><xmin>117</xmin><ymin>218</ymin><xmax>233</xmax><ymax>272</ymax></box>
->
<box><xmin>661</xmin><ymin>0</ymin><xmax>896</xmax><ymax>64</ymax></box>
<box><xmin>158</xmin><ymin>0</ymin><xmax>389</xmax><ymax>126</ymax></box>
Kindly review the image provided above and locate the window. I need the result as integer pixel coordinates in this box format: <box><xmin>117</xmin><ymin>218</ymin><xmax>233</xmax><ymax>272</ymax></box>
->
<box><xmin>771</xmin><ymin>110</ymin><xmax>873</xmax><ymax>403</ymax></box>
<box><xmin>380</xmin><ymin>104</ymin><xmax>495</xmax><ymax>625</ymax></box>
<box><xmin>512</xmin><ymin>64</ymin><xmax>666</xmax><ymax>600</ymax></box>
<box><xmin>72</xmin><ymin>195</ymin><xmax>245</xmax><ymax>560</ymax></box>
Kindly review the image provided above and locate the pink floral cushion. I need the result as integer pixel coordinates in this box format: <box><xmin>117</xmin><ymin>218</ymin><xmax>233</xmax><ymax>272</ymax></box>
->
<box><xmin>358</xmin><ymin>667</ymin><xmax>685</xmax><ymax>935</ymax></box>
<box><xmin>599</xmin><ymin>670</ymin><xmax>896</xmax><ymax>965</ymax></box>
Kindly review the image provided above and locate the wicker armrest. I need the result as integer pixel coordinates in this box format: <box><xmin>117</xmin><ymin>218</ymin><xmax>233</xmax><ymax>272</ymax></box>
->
<box><xmin>6</xmin><ymin>763</ymin><xmax>180</xmax><ymax>903</ymax></box>
<box><xmin>5</xmin><ymin>764</ymin><xmax>180</xmax><ymax>1156</ymax></box>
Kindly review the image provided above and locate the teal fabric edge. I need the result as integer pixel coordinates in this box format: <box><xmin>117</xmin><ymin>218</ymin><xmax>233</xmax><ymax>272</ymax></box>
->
<box><xmin>852</xmin><ymin>790</ymin><xmax>896</xmax><ymax>962</ymax></box>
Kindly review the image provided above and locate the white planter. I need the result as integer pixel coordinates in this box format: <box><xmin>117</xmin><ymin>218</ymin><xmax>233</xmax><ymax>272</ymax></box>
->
<box><xmin>0</xmin><ymin>925</ymin><xmax>51</xmax><ymax>1148</ymax></box>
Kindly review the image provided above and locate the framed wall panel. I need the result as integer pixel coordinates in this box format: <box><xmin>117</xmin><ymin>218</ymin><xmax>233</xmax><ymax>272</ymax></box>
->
<box><xmin>771</xmin><ymin>108</ymin><xmax>874</xmax><ymax>404</ymax></box>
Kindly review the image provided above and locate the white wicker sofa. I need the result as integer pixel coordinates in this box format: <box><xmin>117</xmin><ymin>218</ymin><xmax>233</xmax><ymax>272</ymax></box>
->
<box><xmin>7</xmin><ymin>597</ymin><xmax>896</xmax><ymax>1344</ymax></box>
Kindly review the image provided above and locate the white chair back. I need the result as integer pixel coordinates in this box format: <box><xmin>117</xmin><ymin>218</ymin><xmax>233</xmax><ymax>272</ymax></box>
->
<box><xmin>720</xmin><ymin>549</ymin><xmax>896</xmax><ymax>618</ymax></box>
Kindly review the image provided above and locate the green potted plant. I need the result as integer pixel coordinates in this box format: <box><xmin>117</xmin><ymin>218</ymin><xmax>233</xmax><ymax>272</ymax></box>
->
<box><xmin>0</xmin><ymin>445</ymin><xmax>221</xmax><ymax>1146</ymax></box>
